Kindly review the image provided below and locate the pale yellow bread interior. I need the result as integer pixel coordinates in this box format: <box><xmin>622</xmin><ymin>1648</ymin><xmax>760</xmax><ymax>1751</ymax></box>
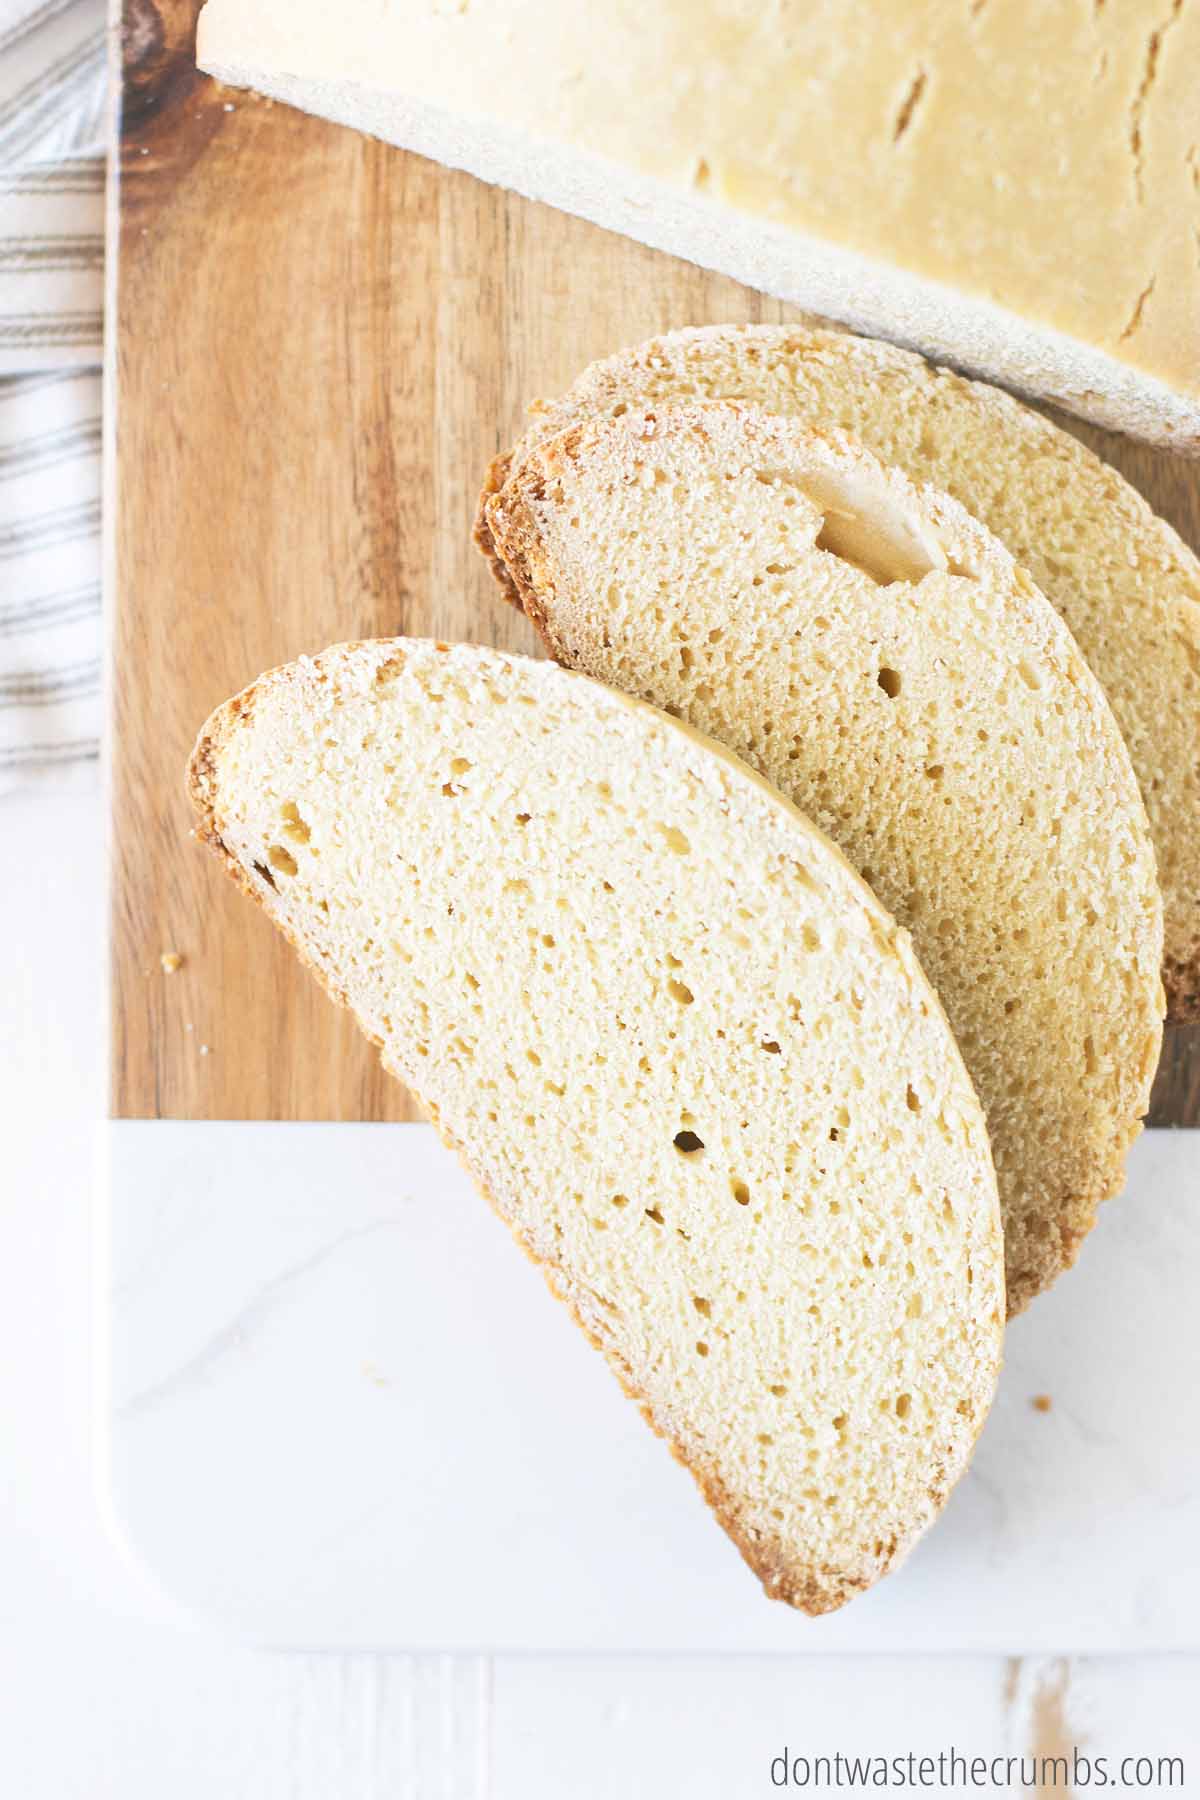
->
<box><xmin>188</xmin><ymin>638</ymin><xmax>1004</xmax><ymax>1614</ymax></box>
<box><xmin>486</xmin><ymin>406</ymin><xmax>1164</xmax><ymax>1315</ymax></box>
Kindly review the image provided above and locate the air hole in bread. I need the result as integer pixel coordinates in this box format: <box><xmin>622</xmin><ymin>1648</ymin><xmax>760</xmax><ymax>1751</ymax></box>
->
<box><xmin>761</xmin><ymin>1039</ymin><xmax>781</xmax><ymax>1054</ymax></box>
<box><xmin>895</xmin><ymin>1394</ymin><xmax>911</xmax><ymax>1419</ymax></box>
<box><xmin>696</xmin><ymin>1340</ymin><xmax>710</xmax><ymax>1357</ymax></box>
<box><xmin>786</xmin><ymin>858</ymin><xmax>819</xmax><ymax>893</ymax></box>
<box><xmin>674</xmin><ymin>1130</ymin><xmax>705</xmax><ymax>1155</ymax></box>
<box><xmin>667</xmin><ymin>978</ymin><xmax>694</xmax><ymax>1005</ymax></box>
<box><xmin>693</xmin><ymin>1296</ymin><xmax>711</xmax><ymax>1317</ymax></box>
<box><xmin>731</xmin><ymin>1178</ymin><xmax>750</xmax><ymax>1205</ymax></box>
<box><xmin>658</xmin><ymin>824</ymin><xmax>691</xmax><ymax>855</ymax></box>
<box><xmin>906</xmin><ymin>1084</ymin><xmax>922</xmax><ymax>1113</ymax></box>
<box><xmin>280</xmin><ymin>801</ymin><xmax>311</xmax><ymax>844</ymax></box>
<box><xmin>267</xmin><ymin>845</ymin><xmax>297</xmax><ymax>877</ymax></box>
<box><xmin>807</xmin><ymin>472</ymin><xmax>945</xmax><ymax>585</ymax></box>
<box><xmin>877</xmin><ymin>667</ymin><xmax>902</xmax><ymax>700</ymax></box>
<box><xmin>253</xmin><ymin>860</ymin><xmax>276</xmax><ymax>890</ymax></box>
<box><xmin>645</xmin><ymin>1205</ymin><xmax>665</xmax><ymax>1225</ymax></box>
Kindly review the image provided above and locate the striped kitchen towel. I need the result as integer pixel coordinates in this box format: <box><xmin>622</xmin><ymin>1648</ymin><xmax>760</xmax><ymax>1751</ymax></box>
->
<box><xmin>0</xmin><ymin>367</ymin><xmax>100</xmax><ymax>788</ymax></box>
<box><xmin>0</xmin><ymin>0</ymin><xmax>105</xmax><ymax>791</ymax></box>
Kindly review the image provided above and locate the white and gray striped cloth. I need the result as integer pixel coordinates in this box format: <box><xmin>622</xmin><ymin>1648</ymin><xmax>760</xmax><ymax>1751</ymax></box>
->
<box><xmin>1</xmin><ymin>0</ymin><xmax>105</xmax><ymax>793</ymax></box>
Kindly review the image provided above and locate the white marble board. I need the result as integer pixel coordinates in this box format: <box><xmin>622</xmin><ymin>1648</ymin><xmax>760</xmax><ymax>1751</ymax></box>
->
<box><xmin>101</xmin><ymin>1122</ymin><xmax>1199</xmax><ymax>1651</ymax></box>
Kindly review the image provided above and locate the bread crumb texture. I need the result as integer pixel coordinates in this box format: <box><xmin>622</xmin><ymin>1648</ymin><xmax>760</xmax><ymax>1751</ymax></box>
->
<box><xmin>188</xmin><ymin>639</ymin><xmax>1003</xmax><ymax>1613</ymax></box>
<box><xmin>479</xmin><ymin>324</ymin><xmax>1200</xmax><ymax>1017</ymax></box>
<box><xmin>487</xmin><ymin>403</ymin><xmax>1164</xmax><ymax>1314</ymax></box>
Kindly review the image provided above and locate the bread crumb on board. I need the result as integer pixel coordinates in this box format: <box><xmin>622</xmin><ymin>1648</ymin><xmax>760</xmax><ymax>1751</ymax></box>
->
<box><xmin>1032</xmin><ymin>1394</ymin><xmax>1053</xmax><ymax>1414</ymax></box>
<box><xmin>160</xmin><ymin>950</ymin><xmax>184</xmax><ymax>974</ymax></box>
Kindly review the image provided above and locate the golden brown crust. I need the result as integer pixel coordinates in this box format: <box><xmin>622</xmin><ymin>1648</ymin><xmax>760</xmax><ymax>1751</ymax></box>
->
<box><xmin>186</xmin><ymin>644</ymin><xmax>994</xmax><ymax>1615</ymax></box>
<box><xmin>483</xmin><ymin>470</ymin><xmax>561</xmax><ymax>654</ymax></box>
<box><xmin>472</xmin><ymin>450</ymin><xmax>521</xmax><ymax>606</ymax></box>
<box><xmin>1001</xmin><ymin>1165</ymin><xmax>1124</xmax><ymax>1319</ymax></box>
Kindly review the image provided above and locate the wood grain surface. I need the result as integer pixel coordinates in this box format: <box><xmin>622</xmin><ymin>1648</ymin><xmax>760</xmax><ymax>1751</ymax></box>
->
<box><xmin>110</xmin><ymin>0</ymin><xmax>1199</xmax><ymax>1125</ymax></box>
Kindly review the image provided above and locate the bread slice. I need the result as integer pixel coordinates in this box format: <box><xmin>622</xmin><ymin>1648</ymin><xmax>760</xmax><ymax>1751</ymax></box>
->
<box><xmin>485</xmin><ymin>407</ymin><xmax>1164</xmax><ymax>1315</ymax></box>
<box><xmin>188</xmin><ymin>637</ymin><xmax>1003</xmax><ymax>1613</ymax></box>
<box><xmin>477</xmin><ymin>324</ymin><xmax>1200</xmax><ymax>1019</ymax></box>
<box><xmin>195</xmin><ymin>0</ymin><xmax>1200</xmax><ymax>447</ymax></box>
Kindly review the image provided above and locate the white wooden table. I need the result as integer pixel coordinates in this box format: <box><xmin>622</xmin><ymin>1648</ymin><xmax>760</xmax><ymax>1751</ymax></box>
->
<box><xmin>2</xmin><ymin>782</ymin><xmax>1198</xmax><ymax>1796</ymax></box>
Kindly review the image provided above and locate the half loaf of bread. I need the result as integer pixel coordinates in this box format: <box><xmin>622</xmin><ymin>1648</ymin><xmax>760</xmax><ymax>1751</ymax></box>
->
<box><xmin>188</xmin><ymin>637</ymin><xmax>1004</xmax><ymax>1613</ymax></box>
<box><xmin>195</xmin><ymin>0</ymin><xmax>1200</xmax><ymax>446</ymax></box>
<box><xmin>485</xmin><ymin>407</ymin><xmax>1164</xmax><ymax>1315</ymax></box>
<box><xmin>476</xmin><ymin>324</ymin><xmax>1200</xmax><ymax>1018</ymax></box>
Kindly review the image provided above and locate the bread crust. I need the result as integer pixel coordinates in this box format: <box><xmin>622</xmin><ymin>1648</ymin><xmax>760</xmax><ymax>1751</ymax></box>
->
<box><xmin>187</xmin><ymin>639</ymin><xmax>1002</xmax><ymax>1614</ymax></box>
<box><xmin>475</xmin><ymin>323</ymin><xmax>1200</xmax><ymax>1018</ymax></box>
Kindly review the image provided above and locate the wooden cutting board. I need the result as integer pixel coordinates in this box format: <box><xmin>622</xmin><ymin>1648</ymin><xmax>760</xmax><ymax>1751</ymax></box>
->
<box><xmin>110</xmin><ymin>0</ymin><xmax>1200</xmax><ymax>1126</ymax></box>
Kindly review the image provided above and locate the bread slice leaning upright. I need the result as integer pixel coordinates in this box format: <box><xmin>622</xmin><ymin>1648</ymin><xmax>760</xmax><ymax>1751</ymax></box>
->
<box><xmin>485</xmin><ymin>406</ymin><xmax>1165</xmax><ymax>1315</ymax></box>
<box><xmin>188</xmin><ymin>638</ymin><xmax>1003</xmax><ymax>1614</ymax></box>
<box><xmin>477</xmin><ymin>324</ymin><xmax>1200</xmax><ymax>1020</ymax></box>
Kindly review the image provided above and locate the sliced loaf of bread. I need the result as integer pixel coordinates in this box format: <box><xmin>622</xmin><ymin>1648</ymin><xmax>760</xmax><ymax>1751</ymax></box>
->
<box><xmin>476</xmin><ymin>324</ymin><xmax>1200</xmax><ymax>1018</ymax></box>
<box><xmin>188</xmin><ymin>638</ymin><xmax>1003</xmax><ymax>1613</ymax></box>
<box><xmin>485</xmin><ymin>407</ymin><xmax>1164</xmax><ymax>1315</ymax></box>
